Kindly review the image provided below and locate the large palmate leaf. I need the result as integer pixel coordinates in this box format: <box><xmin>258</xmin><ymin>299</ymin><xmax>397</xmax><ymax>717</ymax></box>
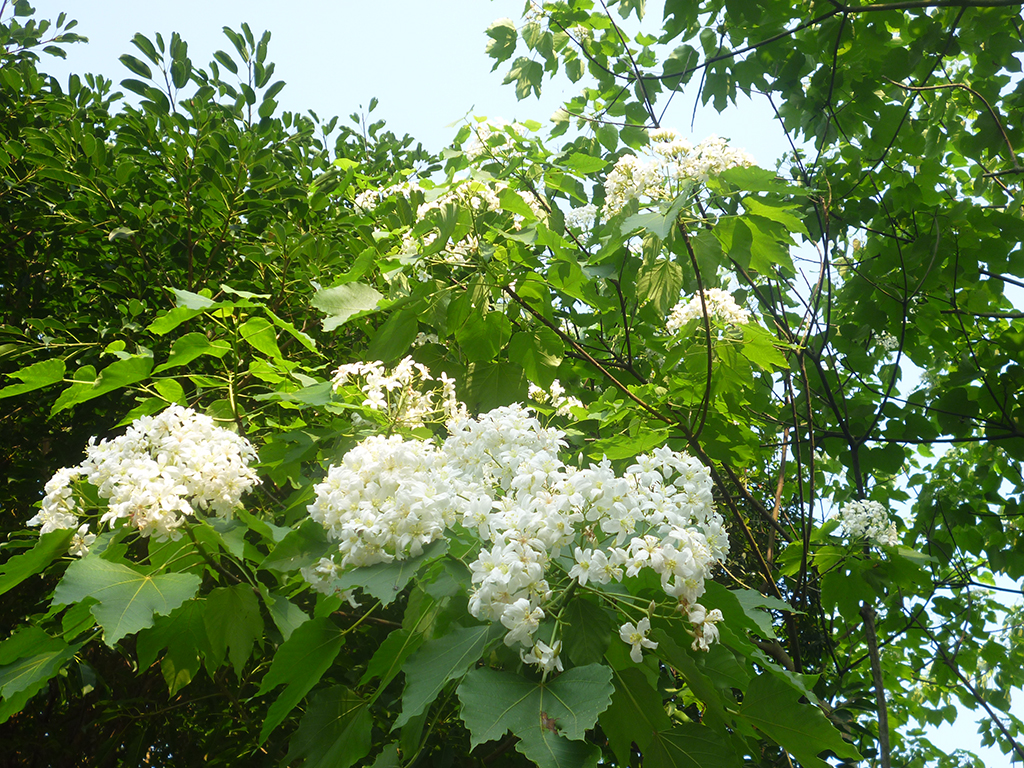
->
<box><xmin>739</xmin><ymin>674</ymin><xmax>861</xmax><ymax>767</ymax></box>
<box><xmin>53</xmin><ymin>557</ymin><xmax>201</xmax><ymax>646</ymax></box>
<box><xmin>136</xmin><ymin>599</ymin><xmax>211</xmax><ymax>695</ymax></box>
<box><xmin>458</xmin><ymin>664</ymin><xmax>613</xmax><ymax>768</ymax></box>
<box><xmin>205</xmin><ymin>583</ymin><xmax>263</xmax><ymax>677</ymax></box>
<box><xmin>257</xmin><ymin>616</ymin><xmax>344</xmax><ymax>743</ymax></box>
<box><xmin>645</xmin><ymin>724</ymin><xmax>744</xmax><ymax>768</ymax></box>
<box><xmin>338</xmin><ymin>538</ymin><xmax>447</xmax><ymax>606</ymax></box>
<box><xmin>599</xmin><ymin>667</ymin><xmax>672</xmax><ymax>764</ymax></box>
<box><xmin>284</xmin><ymin>685</ymin><xmax>372</xmax><ymax>768</ymax></box>
<box><xmin>395</xmin><ymin>622</ymin><xmax>501</xmax><ymax>728</ymax></box>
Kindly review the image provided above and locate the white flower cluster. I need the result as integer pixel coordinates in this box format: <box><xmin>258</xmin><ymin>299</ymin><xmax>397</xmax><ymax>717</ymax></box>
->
<box><xmin>465</xmin><ymin>117</ymin><xmax>529</xmax><ymax>162</ymax></box>
<box><xmin>603</xmin><ymin>129</ymin><xmax>755</xmax><ymax>218</ymax></box>
<box><xmin>392</xmin><ymin>178</ymin><xmax>545</xmax><ymax>277</ymax></box>
<box><xmin>877</xmin><ymin>332</ymin><xmax>899</xmax><ymax>352</ymax></box>
<box><xmin>666</xmin><ymin>288</ymin><xmax>752</xmax><ymax>333</ymax></box>
<box><xmin>564</xmin><ymin>203</ymin><xmax>598</xmax><ymax>233</ymax></box>
<box><xmin>306</xmin><ymin>389</ymin><xmax>730</xmax><ymax>673</ymax></box>
<box><xmin>307</xmin><ymin>434</ymin><xmax>463</xmax><ymax>568</ymax></box>
<box><xmin>528</xmin><ymin>380</ymin><xmax>584</xmax><ymax>417</ymax></box>
<box><xmin>352</xmin><ymin>180</ymin><xmax>417</xmax><ymax>215</ymax></box>
<box><xmin>28</xmin><ymin>405</ymin><xmax>259</xmax><ymax>548</ymax></box>
<box><xmin>838</xmin><ymin>499</ymin><xmax>898</xmax><ymax>547</ymax></box>
<box><xmin>332</xmin><ymin>357</ymin><xmax>461</xmax><ymax>429</ymax></box>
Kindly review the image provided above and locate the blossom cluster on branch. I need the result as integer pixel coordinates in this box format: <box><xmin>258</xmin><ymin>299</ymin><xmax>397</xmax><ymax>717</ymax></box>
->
<box><xmin>306</xmin><ymin>363</ymin><xmax>731</xmax><ymax>672</ymax></box>
<box><xmin>603</xmin><ymin>129</ymin><xmax>755</xmax><ymax>218</ymax></box>
<box><xmin>29</xmin><ymin>405</ymin><xmax>259</xmax><ymax>549</ymax></box>
<box><xmin>666</xmin><ymin>288</ymin><xmax>752</xmax><ymax>333</ymax></box>
<box><xmin>838</xmin><ymin>499</ymin><xmax>899</xmax><ymax>547</ymax></box>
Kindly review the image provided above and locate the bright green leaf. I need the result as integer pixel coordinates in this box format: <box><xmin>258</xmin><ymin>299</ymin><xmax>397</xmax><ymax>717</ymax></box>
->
<box><xmin>0</xmin><ymin>529</ymin><xmax>74</xmax><ymax>597</ymax></box>
<box><xmin>53</xmin><ymin>557</ymin><xmax>200</xmax><ymax>646</ymax></box>
<box><xmin>312</xmin><ymin>283</ymin><xmax>383</xmax><ymax>331</ymax></box>
<box><xmin>0</xmin><ymin>358</ymin><xmax>66</xmax><ymax>399</ymax></box>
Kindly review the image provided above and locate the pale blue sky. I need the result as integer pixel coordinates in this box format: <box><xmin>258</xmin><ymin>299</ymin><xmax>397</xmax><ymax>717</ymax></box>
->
<box><xmin>21</xmin><ymin>1</ymin><xmax>1019</xmax><ymax>763</ymax></box>
<box><xmin>28</xmin><ymin>1</ymin><xmax>789</xmax><ymax>162</ymax></box>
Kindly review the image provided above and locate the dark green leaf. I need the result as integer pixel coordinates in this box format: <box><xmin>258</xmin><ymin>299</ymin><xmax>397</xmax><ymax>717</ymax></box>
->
<box><xmin>395</xmin><ymin>622</ymin><xmax>501</xmax><ymax>728</ymax></box>
<box><xmin>257</xmin><ymin>616</ymin><xmax>344</xmax><ymax>743</ymax></box>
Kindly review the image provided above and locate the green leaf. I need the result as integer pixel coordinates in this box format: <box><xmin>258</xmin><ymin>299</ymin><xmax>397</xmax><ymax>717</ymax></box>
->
<box><xmin>359</xmin><ymin>628</ymin><xmax>425</xmax><ymax>694</ymax></box>
<box><xmin>135</xmin><ymin>600</ymin><xmax>210</xmax><ymax>695</ymax></box>
<box><xmin>205</xmin><ymin>584</ymin><xmax>263</xmax><ymax>678</ymax></box>
<box><xmin>562</xmin><ymin>596</ymin><xmax>613</xmax><ymax>665</ymax></box>
<box><xmin>464</xmin><ymin>361</ymin><xmax>527</xmax><ymax>412</ymax></box>
<box><xmin>312</xmin><ymin>282</ymin><xmax>383</xmax><ymax>331</ymax></box>
<box><xmin>747</xmin><ymin>216</ymin><xmax>795</xmax><ymax>275</ymax></box>
<box><xmin>739</xmin><ymin>324</ymin><xmax>789</xmax><ymax>371</ymax></box>
<box><xmin>367</xmin><ymin>309</ymin><xmax>418</xmax><ymax>364</ymax></box>
<box><xmin>636</xmin><ymin>259</ymin><xmax>684</xmax><ymax>314</ymax></box>
<box><xmin>508</xmin><ymin>328</ymin><xmax>563</xmax><ymax>389</ymax></box>
<box><xmin>741</xmin><ymin>196</ymin><xmax>809</xmax><ymax>238</ymax></box>
<box><xmin>147</xmin><ymin>306</ymin><xmax>205</xmax><ymax>335</ymax></box>
<box><xmin>650</xmin><ymin>630</ymin><xmax>733</xmax><ymax>731</ymax></box>
<box><xmin>623</xmin><ymin>194</ymin><xmax>689</xmax><ymax>239</ymax></box>
<box><xmin>369</xmin><ymin>744</ymin><xmax>401</xmax><ymax>768</ymax></box>
<box><xmin>498</xmin><ymin>187</ymin><xmax>538</xmax><ymax>219</ymax></box>
<box><xmin>51</xmin><ymin>355</ymin><xmax>155</xmax><ymax>415</ymax></box>
<box><xmin>486</xmin><ymin>18</ymin><xmax>518</xmax><ymax>67</ymax></box>
<box><xmin>0</xmin><ymin>628</ymin><xmax>79</xmax><ymax>722</ymax></box>
<box><xmin>284</xmin><ymin>685</ymin><xmax>372</xmax><ymax>768</ymax></box>
<box><xmin>260</xmin><ymin>519</ymin><xmax>330</xmax><ymax>573</ymax></box>
<box><xmin>395</xmin><ymin>623</ymin><xmax>501</xmax><ymax>728</ymax></box>
<box><xmin>265</xmin><ymin>308</ymin><xmax>319</xmax><ymax>354</ymax></box>
<box><xmin>599</xmin><ymin>667</ymin><xmax>672</xmax><ymax>764</ymax></box>
<box><xmin>591</xmin><ymin>428</ymin><xmax>671</xmax><ymax>461</ymax></box>
<box><xmin>119</xmin><ymin>54</ymin><xmax>153</xmax><ymax>79</ymax></box>
<box><xmin>53</xmin><ymin>557</ymin><xmax>201</xmax><ymax>646</ymax></box>
<box><xmin>258</xmin><ymin>586</ymin><xmax>309</xmax><ymax>642</ymax></box>
<box><xmin>563</xmin><ymin>152</ymin><xmax>608</xmax><ymax>174</ymax></box>
<box><xmin>456</xmin><ymin>312</ymin><xmax>512</xmax><ymax>362</ymax></box>
<box><xmin>738</xmin><ymin>674</ymin><xmax>861</xmax><ymax>767</ymax></box>
<box><xmin>257</xmin><ymin>616</ymin><xmax>345</xmax><ymax>743</ymax></box>
<box><xmin>338</xmin><ymin>539</ymin><xmax>448</xmax><ymax>607</ymax></box>
<box><xmin>503</xmin><ymin>56</ymin><xmax>544</xmax><ymax>99</ymax></box>
<box><xmin>238</xmin><ymin>316</ymin><xmax>282</xmax><ymax>359</ymax></box>
<box><xmin>457</xmin><ymin>664</ymin><xmax>613</xmax><ymax>768</ymax></box>
<box><xmin>645</xmin><ymin>723</ymin><xmax>744</xmax><ymax>768</ymax></box>
<box><xmin>0</xmin><ymin>358</ymin><xmax>66</xmax><ymax>399</ymax></box>
<box><xmin>730</xmin><ymin>589</ymin><xmax>796</xmax><ymax>640</ymax></box>
<box><xmin>152</xmin><ymin>332</ymin><xmax>231</xmax><ymax>373</ymax></box>
<box><xmin>0</xmin><ymin>529</ymin><xmax>74</xmax><ymax>597</ymax></box>
<box><xmin>169</xmin><ymin>287</ymin><xmax>218</xmax><ymax>310</ymax></box>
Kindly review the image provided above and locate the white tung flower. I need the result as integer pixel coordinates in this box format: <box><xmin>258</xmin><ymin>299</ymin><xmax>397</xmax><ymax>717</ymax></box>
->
<box><xmin>688</xmin><ymin>603</ymin><xmax>724</xmax><ymax>652</ymax></box>
<box><xmin>619</xmin><ymin>617</ymin><xmax>658</xmax><ymax>663</ymax></box>
<box><xmin>521</xmin><ymin>639</ymin><xmax>564</xmax><ymax>673</ymax></box>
